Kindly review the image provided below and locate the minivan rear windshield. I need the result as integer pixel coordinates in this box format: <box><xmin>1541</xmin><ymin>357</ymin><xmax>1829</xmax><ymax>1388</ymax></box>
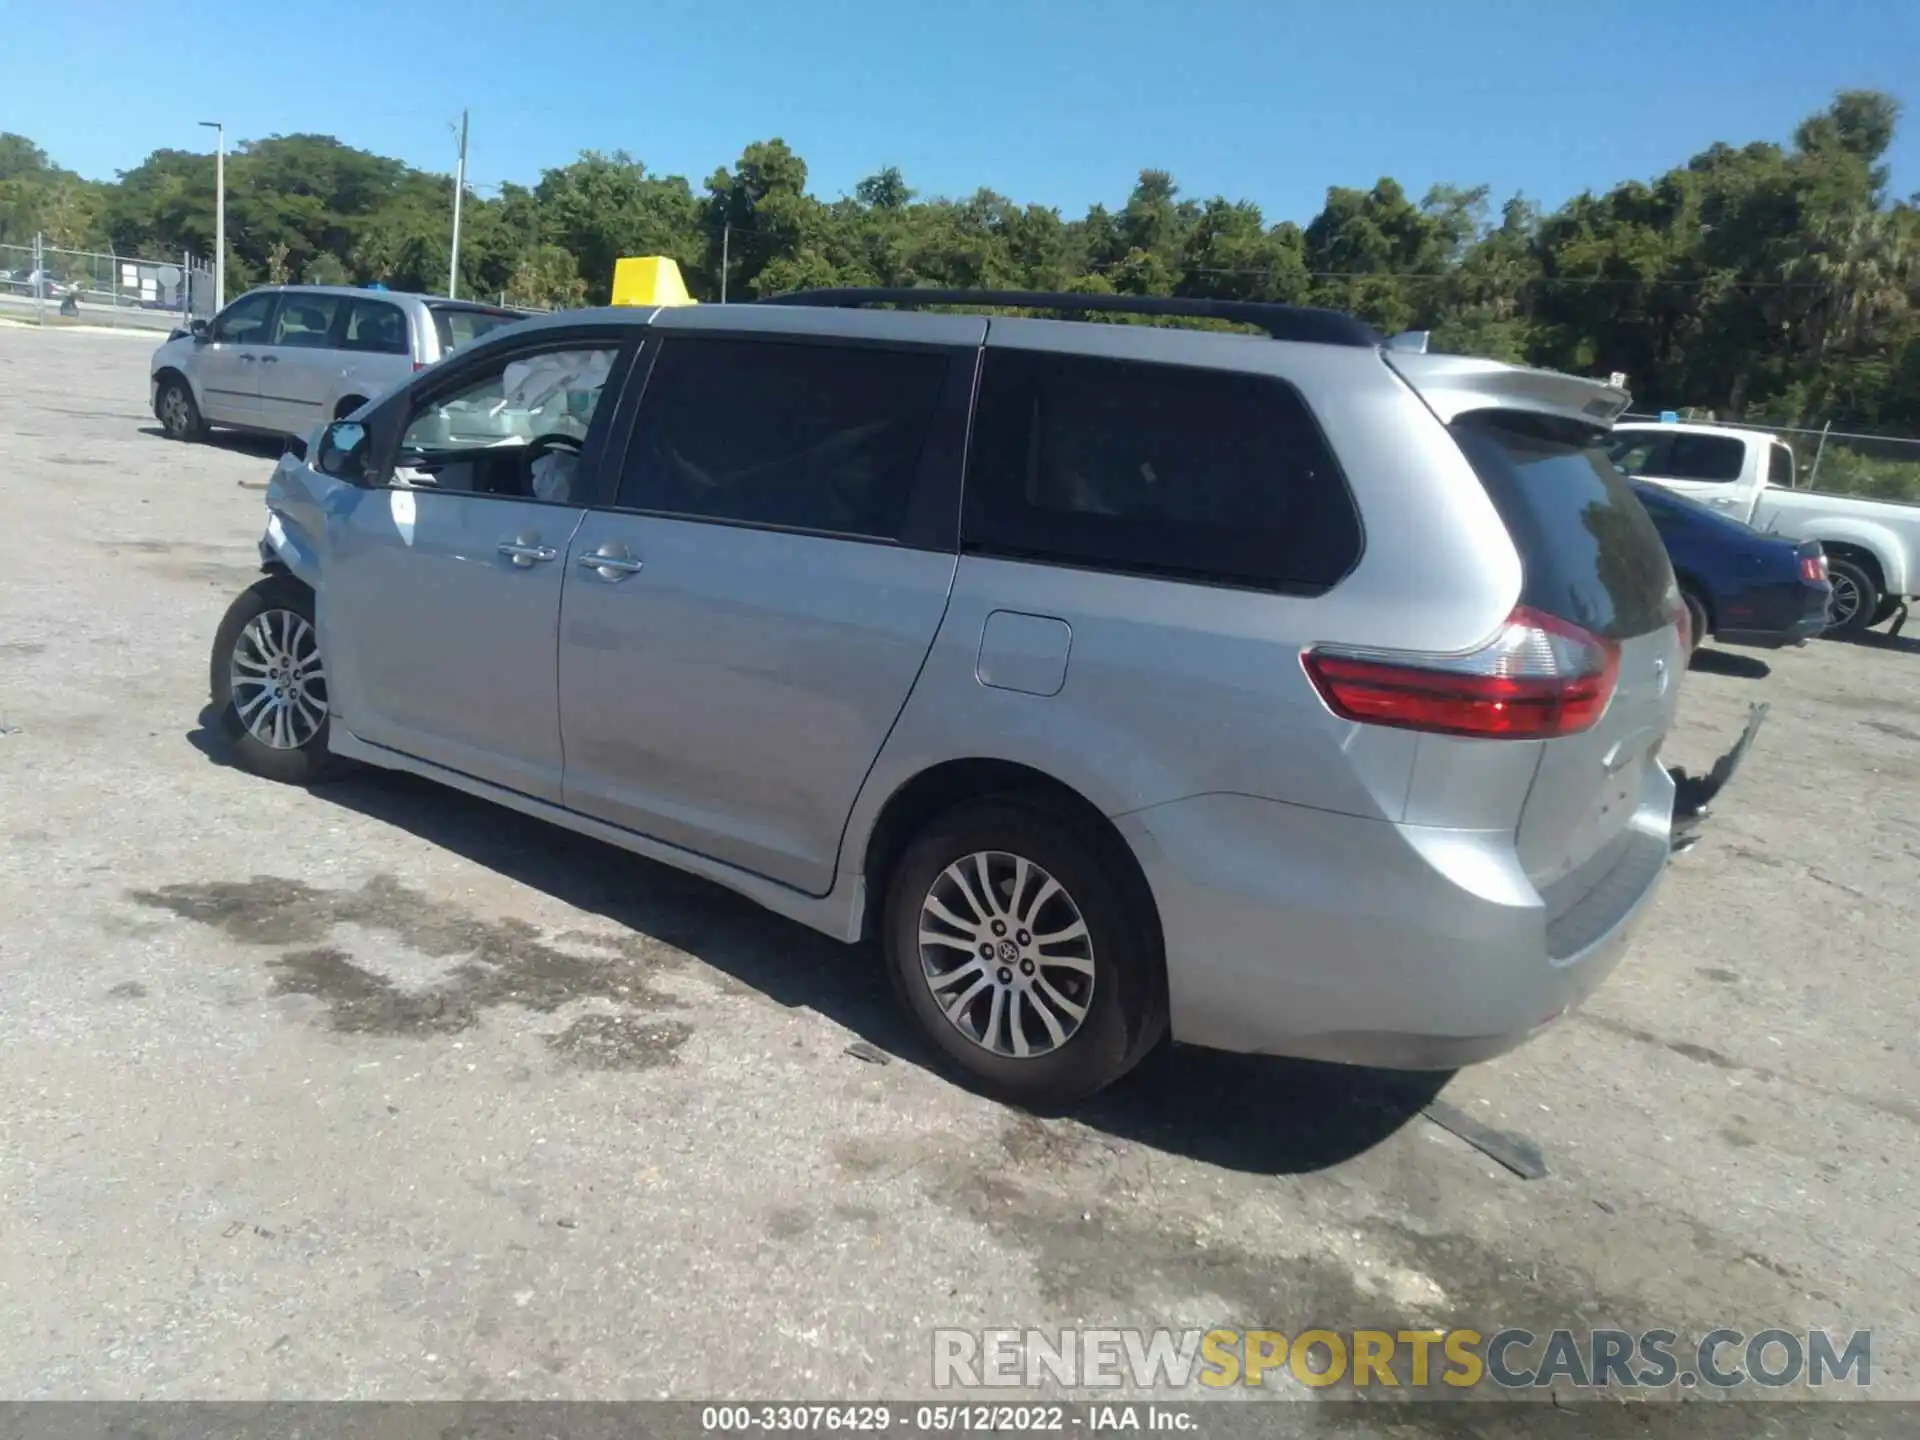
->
<box><xmin>1452</xmin><ymin>411</ymin><xmax>1674</xmax><ymax>640</ymax></box>
<box><xmin>429</xmin><ymin>304</ymin><xmax>526</xmax><ymax>352</ymax></box>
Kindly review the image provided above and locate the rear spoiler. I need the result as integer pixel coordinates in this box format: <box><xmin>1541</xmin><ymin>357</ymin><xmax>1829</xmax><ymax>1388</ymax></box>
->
<box><xmin>1385</xmin><ymin>353</ymin><xmax>1631</xmax><ymax>431</ymax></box>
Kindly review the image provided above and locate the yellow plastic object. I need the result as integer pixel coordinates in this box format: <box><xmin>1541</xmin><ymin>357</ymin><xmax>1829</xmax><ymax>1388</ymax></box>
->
<box><xmin>611</xmin><ymin>255</ymin><xmax>697</xmax><ymax>307</ymax></box>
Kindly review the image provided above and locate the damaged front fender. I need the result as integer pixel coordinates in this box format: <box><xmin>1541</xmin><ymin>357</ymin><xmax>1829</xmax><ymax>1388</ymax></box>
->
<box><xmin>257</xmin><ymin>446</ymin><xmax>344</xmax><ymax>590</ymax></box>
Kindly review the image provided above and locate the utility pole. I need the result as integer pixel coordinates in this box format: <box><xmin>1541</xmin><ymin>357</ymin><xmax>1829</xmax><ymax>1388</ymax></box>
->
<box><xmin>720</xmin><ymin>223</ymin><xmax>730</xmax><ymax>303</ymax></box>
<box><xmin>448</xmin><ymin>109</ymin><xmax>468</xmax><ymax>300</ymax></box>
<box><xmin>198</xmin><ymin>121</ymin><xmax>225</xmax><ymax>310</ymax></box>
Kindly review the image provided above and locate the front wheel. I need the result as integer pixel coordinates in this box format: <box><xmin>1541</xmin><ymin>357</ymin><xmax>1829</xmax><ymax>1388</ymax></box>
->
<box><xmin>156</xmin><ymin>376</ymin><xmax>205</xmax><ymax>441</ymax></box>
<box><xmin>209</xmin><ymin>575</ymin><xmax>343</xmax><ymax>784</ymax></box>
<box><xmin>882</xmin><ymin>798</ymin><xmax>1166</xmax><ymax>1109</ymax></box>
<box><xmin>1824</xmin><ymin>559</ymin><xmax>1881</xmax><ymax>633</ymax></box>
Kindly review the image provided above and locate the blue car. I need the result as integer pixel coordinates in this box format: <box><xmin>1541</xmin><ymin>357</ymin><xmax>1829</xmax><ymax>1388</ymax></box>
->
<box><xmin>1631</xmin><ymin>480</ymin><xmax>1832</xmax><ymax>652</ymax></box>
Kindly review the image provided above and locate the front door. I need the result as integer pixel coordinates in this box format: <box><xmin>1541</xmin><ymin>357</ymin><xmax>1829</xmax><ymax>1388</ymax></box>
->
<box><xmin>195</xmin><ymin>290</ymin><xmax>278</xmax><ymax>426</ymax></box>
<box><xmin>557</xmin><ymin>322</ymin><xmax>977</xmax><ymax>894</ymax></box>
<box><xmin>321</xmin><ymin>333</ymin><xmax>634</xmax><ymax>802</ymax></box>
<box><xmin>257</xmin><ymin>290</ymin><xmax>348</xmax><ymax>437</ymax></box>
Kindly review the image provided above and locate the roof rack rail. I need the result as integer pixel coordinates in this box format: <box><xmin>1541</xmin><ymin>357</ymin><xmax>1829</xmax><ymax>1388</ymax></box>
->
<box><xmin>756</xmin><ymin>287</ymin><xmax>1384</xmax><ymax>348</ymax></box>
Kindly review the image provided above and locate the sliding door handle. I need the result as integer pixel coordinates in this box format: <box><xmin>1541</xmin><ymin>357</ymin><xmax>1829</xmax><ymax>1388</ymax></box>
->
<box><xmin>498</xmin><ymin>539</ymin><xmax>558</xmax><ymax>566</ymax></box>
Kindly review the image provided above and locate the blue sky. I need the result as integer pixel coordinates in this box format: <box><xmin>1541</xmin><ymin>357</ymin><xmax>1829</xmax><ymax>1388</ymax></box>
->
<box><xmin>8</xmin><ymin>0</ymin><xmax>1917</xmax><ymax>223</ymax></box>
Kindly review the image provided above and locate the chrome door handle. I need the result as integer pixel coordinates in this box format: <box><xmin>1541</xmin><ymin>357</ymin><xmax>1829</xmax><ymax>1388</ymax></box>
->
<box><xmin>575</xmin><ymin>547</ymin><xmax>644</xmax><ymax>580</ymax></box>
<box><xmin>260</xmin><ymin>354</ymin><xmax>278</xmax><ymax>364</ymax></box>
<box><xmin>498</xmin><ymin>538</ymin><xmax>558</xmax><ymax>567</ymax></box>
<box><xmin>239</xmin><ymin>354</ymin><xmax>256</xmax><ymax>362</ymax></box>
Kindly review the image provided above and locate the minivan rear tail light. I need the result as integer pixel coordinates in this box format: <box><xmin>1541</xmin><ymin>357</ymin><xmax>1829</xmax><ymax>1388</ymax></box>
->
<box><xmin>1800</xmin><ymin>554</ymin><xmax>1828</xmax><ymax>583</ymax></box>
<box><xmin>1302</xmin><ymin>607</ymin><xmax>1621</xmax><ymax>740</ymax></box>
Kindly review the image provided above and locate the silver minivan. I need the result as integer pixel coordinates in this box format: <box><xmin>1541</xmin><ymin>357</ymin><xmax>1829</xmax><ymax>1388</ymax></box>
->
<box><xmin>205</xmin><ymin>290</ymin><xmax>1762</xmax><ymax>1107</ymax></box>
<box><xmin>151</xmin><ymin>285</ymin><xmax>525</xmax><ymax>442</ymax></box>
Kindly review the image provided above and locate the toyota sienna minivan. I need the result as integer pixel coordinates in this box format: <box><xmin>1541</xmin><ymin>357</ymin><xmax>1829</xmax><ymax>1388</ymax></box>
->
<box><xmin>204</xmin><ymin>288</ymin><xmax>1763</xmax><ymax>1107</ymax></box>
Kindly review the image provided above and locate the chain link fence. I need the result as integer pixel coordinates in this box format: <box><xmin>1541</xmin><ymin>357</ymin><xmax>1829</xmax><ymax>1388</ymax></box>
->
<box><xmin>0</xmin><ymin>235</ymin><xmax>216</xmax><ymax>332</ymax></box>
<box><xmin>1622</xmin><ymin>410</ymin><xmax>1920</xmax><ymax>503</ymax></box>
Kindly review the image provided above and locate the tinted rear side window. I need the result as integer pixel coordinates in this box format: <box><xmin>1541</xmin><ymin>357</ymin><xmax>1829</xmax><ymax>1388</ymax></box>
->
<box><xmin>616</xmin><ymin>337</ymin><xmax>949</xmax><ymax>539</ymax></box>
<box><xmin>1453</xmin><ymin>412</ymin><xmax>1674</xmax><ymax>640</ymax></box>
<box><xmin>962</xmin><ymin>350</ymin><xmax>1361</xmax><ymax>592</ymax></box>
<box><xmin>342</xmin><ymin>298</ymin><xmax>408</xmax><ymax>354</ymax></box>
<box><xmin>1768</xmin><ymin>443</ymin><xmax>1795</xmax><ymax>488</ymax></box>
<box><xmin>431</xmin><ymin>305</ymin><xmax>525</xmax><ymax>352</ymax></box>
<box><xmin>1657</xmin><ymin>432</ymin><xmax>1745</xmax><ymax>482</ymax></box>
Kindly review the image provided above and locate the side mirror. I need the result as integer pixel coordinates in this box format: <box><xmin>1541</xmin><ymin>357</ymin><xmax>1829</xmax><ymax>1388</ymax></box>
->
<box><xmin>314</xmin><ymin>420</ymin><xmax>370</xmax><ymax>483</ymax></box>
<box><xmin>188</xmin><ymin>318</ymin><xmax>211</xmax><ymax>342</ymax></box>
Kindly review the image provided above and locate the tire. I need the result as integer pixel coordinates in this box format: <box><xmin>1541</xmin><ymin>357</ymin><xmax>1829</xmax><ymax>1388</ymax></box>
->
<box><xmin>1824</xmin><ymin>558</ymin><xmax>1881</xmax><ymax>634</ymax></box>
<box><xmin>1682</xmin><ymin>588</ymin><xmax>1710</xmax><ymax>656</ymax></box>
<box><xmin>209</xmin><ymin>575</ymin><xmax>344</xmax><ymax>785</ymax></box>
<box><xmin>882</xmin><ymin>796</ymin><xmax>1167</xmax><ymax>1109</ymax></box>
<box><xmin>156</xmin><ymin>374</ymin><xmax>205</xmax><ymax>441</ymax></box>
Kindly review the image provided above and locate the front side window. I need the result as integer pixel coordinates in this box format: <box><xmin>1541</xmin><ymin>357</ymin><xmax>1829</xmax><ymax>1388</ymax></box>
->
<box><xmin>394</xmin><ymin>345</ymin><xmax>620</xmax><ymax>502</ymax></box>
<box><xmin>615</xmin><ymin>337</ymin><xmax>949</xmax><ymax>539</ymax></box>
<box><xmin>1607</xmin><ymin>434</ymin><xmax>1666</xmax><ymax>476</ymax></box>
<box><xmin>269</xmin><ymin>293</ymin><xmax>345</xmax><ymax>349</ymax></box>
<box><xmin>211</xmin><ymin>291</ymin><xmax>276</xmax><ymax>344</ymax></box>
<box><xmin>961</xmin><ymin>350</ymin><xmax>1361</xmax><ymax>592</ymax></box>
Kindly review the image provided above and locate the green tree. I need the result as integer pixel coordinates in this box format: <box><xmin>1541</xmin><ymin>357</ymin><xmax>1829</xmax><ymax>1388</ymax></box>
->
<box><xmin>6</xmin><ymin>86</ymin><xmax>1915</xmax><ymax>432</ymax></box>
<box><xmin>538</xmin><ymin>152</ymin><xmax>700</xmax><ymax>304</ymax></box>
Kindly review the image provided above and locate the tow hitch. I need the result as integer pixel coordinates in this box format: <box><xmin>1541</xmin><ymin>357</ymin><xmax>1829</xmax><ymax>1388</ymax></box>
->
<box><xmin>1668</xmin><ymin>701</ymin><xmax>1769</xmax><ymax>855</ymax></box>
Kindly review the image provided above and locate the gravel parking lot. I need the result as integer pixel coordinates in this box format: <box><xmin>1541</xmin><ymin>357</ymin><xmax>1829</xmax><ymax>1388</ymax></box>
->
<box><xmin>2</xmin><ymin>324</ymin><xmax>1916</xmax><ymax>1430</ymax></box>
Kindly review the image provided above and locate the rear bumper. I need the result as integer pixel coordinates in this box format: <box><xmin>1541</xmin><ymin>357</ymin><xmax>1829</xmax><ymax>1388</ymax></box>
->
<box><xmin>1117</xmin><ymin>773</ymin><xmax>1675</xmax><ymax>1070</ymax></box>
<box><xmin>1713</xmin><ymin>582</ymin><xmax>1831</xmax><ymax>648</ymax></box>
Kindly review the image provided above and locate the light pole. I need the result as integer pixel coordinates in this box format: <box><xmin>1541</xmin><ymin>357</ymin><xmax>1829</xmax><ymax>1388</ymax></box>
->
<box><xmin>448</xmin><ymin>109</ymin><xmax>468</xmax><ymax>300</ymax></box>
<box><xmin>198</xmin><ymin>120</ymin><xmax>225</xmax><ymax>311</ymax></box>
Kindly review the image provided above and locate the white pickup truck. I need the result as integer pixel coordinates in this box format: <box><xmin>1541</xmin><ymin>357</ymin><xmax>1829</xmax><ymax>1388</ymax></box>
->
<box><xmin>1609</xmin><ymin>421</ymin><xmax>1919</xmax><ymax>633</ymax></box>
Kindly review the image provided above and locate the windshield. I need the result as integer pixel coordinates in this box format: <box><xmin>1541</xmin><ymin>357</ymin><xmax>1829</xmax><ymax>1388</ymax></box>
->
<box><xmin>429</xmin><ymin>305</ymin><xmax>526</xmax><ymax>353</ymax></box>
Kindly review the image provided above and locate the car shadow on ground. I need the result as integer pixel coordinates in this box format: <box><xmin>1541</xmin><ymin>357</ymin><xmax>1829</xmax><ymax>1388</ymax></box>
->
<box><xmin>185</xmin><ymin>707</ymin><xmax>1448</xmax><ymax>1175</ymax></box>
<box><xmin>138</xmin><ymin>424</ymin><xmax>290</xmax><ymax>466</ymax></box>
<box><xmin>1822</xmin><ymin>626</ymin><xmax>1920</xmax><ymax>657</ymax></box>
<box><xmin>1688</xmin><ymin>647</ymin><xmax>1773</xmax><ymax>679</ymax></box>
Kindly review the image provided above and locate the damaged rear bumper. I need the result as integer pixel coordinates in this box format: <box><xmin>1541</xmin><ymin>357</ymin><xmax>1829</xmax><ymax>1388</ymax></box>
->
<box><xmin>1667</xmin><ymin>701</ymin><xmax>1769</xmax><ymax>854</ymax></box>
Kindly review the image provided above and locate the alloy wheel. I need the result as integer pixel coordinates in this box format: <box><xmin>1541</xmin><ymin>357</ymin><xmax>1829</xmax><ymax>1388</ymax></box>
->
<box><xmin>1828</xmin><ymin>570</ymin><xmax>1861</xmax><ymax>627</ymax></box>
<box><xmin>229</xmin><ymin>608</ymin><xmax>327</xmax><ymax>750</ymax></box>
<box><xmin>916</xmin><ymin>850</ymin><xmax>1096</xmax><ymax>1059</ymax></box>
<box><xmin>161</xmin><ymin>386</ymin><xmax>191</xmax><ymax>435</ymax></box>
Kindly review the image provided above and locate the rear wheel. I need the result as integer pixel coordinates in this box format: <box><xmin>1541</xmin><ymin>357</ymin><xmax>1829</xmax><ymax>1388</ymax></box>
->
<box><xmin>1681</xmin><ymin>588</ymin><xmax>1710</xmax><ymax>656</ymax></box>
<box><xmin>882</xmin><ymin>797</ymin><xmax>1166</xmax><ymax>1109</ymax></box>
<box><xmin>1824</xmin><ymin>558</ymin><xmax>1881</xmax><ymax>633</ymax></box>
<box><xmin>209</xmin><ymin>575</ymin><xmax>343</xmax><ymax>785</ymax></box>
<box><xmin>156</xmin><ymin>375</ymin><xmax>205</xmax><ymax>441</ymax></box>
